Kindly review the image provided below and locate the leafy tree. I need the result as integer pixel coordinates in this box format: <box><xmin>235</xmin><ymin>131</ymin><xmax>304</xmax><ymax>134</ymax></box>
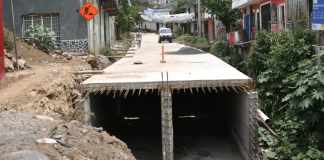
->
<box><xmin>202</xmin><ymin>0</ymin><xmax>240</xmax><ymax>32</ymax></box>
<box><xmin>116</xmin><ymin>0</ymin><xmax>141</xmax><ymax>33</ymax></box>
<box><xmin>249</xmin><ymin>30</ymin><xmax>324</xmax><ymax>159</ymax></box>
<box><xmin>169</xmin><ymin>0</ymin><xmax>196</xmax><ymax>13</ymax></box>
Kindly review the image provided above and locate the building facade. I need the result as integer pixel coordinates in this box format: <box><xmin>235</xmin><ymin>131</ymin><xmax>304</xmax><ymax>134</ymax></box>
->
<box><xmin>232</xmin><ymin>0</ymin><xmax>311</xmax><ymax>42</ymax></box>
<box><xmin>4</xmin><ymin>0</ymin><xmax>117</xmax><ymax>54</ymax></box>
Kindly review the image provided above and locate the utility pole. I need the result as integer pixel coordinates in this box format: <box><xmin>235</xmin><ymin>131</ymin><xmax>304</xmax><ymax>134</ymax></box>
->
<box><xmin>10</xmin><ymin>0</ymin><xmax>19</xmax><ymax>70</ymax></box>
<box><xmin>0</xmin><ymin>0</ymin><xmax>5</xmax><ymax>79</ymax></box>
<box><xmin>197</xmin><ymin>0</ymin><xmax>202</xmax><ymax>37</ymax></box>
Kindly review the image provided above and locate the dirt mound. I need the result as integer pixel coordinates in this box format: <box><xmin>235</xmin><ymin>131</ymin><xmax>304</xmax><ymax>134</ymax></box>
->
<box><xmin>0</xmin><ymin>112</ymin><xmax>136</xmax><ymax>160</ymax></box>
<box><xmin>0</xmin><ymin>63</ymin><xmax>86</xmax><ymax>120</ymax></box>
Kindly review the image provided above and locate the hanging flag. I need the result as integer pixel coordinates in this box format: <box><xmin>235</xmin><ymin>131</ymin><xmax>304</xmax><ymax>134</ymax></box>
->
<box><xmin>80</xmin><ymin>2</ymin><xmax>98</xmax><ymax>21</ymax></box>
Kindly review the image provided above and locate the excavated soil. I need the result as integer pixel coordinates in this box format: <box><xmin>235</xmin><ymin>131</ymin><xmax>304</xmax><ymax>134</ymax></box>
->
<box><xmin>0</xmin><ymin>112</ymin><xmax>135</xmax><ymax>160</ymax></box>
<box><xmin>0</xmin><ymin>41</ymin><xmax>136</xmax><ymax>159</ymax></box>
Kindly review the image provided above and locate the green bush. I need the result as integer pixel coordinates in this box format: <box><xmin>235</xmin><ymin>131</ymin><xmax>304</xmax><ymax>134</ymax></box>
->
<box><xmin>191</xmin><ymin>37</ymin><xmax>209</xmax><ymax>49</ymax></box>
<box><xmin>4</xmin><ymin>29</ymin><xmax>14</xmax><ymax>52</ymax></box>
<box><xmin>175</xmin><ymin>34</ymin><xmax>210</xmax><ymax>50</ymax></box>
<box><xmin>175</xmin><ymin>34</ymin><xmax>193</xmax><ymax>43</ymax></box>
<box><xmin>209</xmin><ymin>41</ymin><xmax>246</xmax><ymax>72</ymax></box>
<box><xmin>248</xmin><ymin>30</ymin><xmax>324</xmax><ymax>159</ymax></box>
<box><xmin>100</xmin><ymin>47</ymin><xmax>112</xmax><ymax>56</ymax></box>
<box><xmin>24</xmin><ymin>25</ymin><xmax>57</xmax><ymax>53</ymax></box>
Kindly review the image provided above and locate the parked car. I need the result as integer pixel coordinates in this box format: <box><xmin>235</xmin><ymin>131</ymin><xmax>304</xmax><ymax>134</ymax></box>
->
<box><xmin>158</xmin><ymin>27</ymin><xmax>173</xmax><ymax>43</ymax></box>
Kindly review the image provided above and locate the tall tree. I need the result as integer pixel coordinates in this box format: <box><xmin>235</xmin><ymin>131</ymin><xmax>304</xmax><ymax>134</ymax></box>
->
<box><xmin>169</xmin><ymin>0</ymin><xmax>196</xmax><ymax>13</ymax></box>
<box><xmin>202</xmin><ymin>0</ymin><xmax>240</xmax><ymax>32</ymax></box>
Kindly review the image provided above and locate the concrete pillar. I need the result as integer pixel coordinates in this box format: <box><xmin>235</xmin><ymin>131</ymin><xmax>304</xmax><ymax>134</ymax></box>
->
<box><xmin>100</xmin><ymin>7</ymin><xmax>105</xmax><ymax>49</ymax></box>
<box><xmin>83</xmin><ymin>95</ymin><xmax>92</xmax><ymax>125</ymax></box>
<box><xmin>93</xmin><ymin>0</ymin><xmax>100</xmax><ymax>55</ymax></box>
<box><xmin>247</xmin><ymin>92</ymin><xmax>262</xmax><ymax>160</ymax></box>
<box><xmin>160</xmin><ymin>89</ymin><xmax>174</xmax><ymax>160</ymax></box>
<box><xmin>87</xmin><ymin>0</ymin><xmax>95</xmax><ymax>54</ymax></box>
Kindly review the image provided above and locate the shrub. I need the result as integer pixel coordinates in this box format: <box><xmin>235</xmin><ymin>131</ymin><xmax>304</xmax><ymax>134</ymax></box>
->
<box><xmin>190</xmin><ymin>36</ymin><xmax>209</xmax><ymax>50</ymax></box>
<box><xmin>209</xmin><ymin>41</ymin><xmax>246</xmax><ymax>72</ymax></box>
<box><xmin>100</xmin><ymin>47</ymin><xmax>112</xmax><ymax>56</ymax></box>
<box><xmin>248</xmin><ymin>30</ymin><xmax>324</xmax><ymax>159</ymax></box>
<box><xmin>24</xmin><ymin>25</ymin><xmax>57</xmax><ymax>53</ymax></box>
<box><xmin>4</xmin><ymin>29</ymin><xmax>14</xmax><ymax>52</ymax></box>
<box><xmin>175</xmin><ymin>34</ymin><xmax>210</xmax><ymax>50</ymax></box>
<box><xmin>175</xmin><ymin>34</ymin><xmax>193</xmax><ymax>43</ymax></box>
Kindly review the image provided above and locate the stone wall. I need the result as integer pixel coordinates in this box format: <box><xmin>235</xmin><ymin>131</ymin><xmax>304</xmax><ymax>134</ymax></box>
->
<box><xmin>60</xmin><ymin>39</ymin><xmax>88</xmax><ymax>53</ymax></box>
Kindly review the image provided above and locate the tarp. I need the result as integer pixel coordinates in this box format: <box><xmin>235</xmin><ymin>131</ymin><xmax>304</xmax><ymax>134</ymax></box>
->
<box><xmin>141</xmin><ymin>8</ymin><xmax>194</xmax><ymax>23</ymax></box>
<box><xmin>232</xmin><ymin>0</ymin><xmax>264</xmax><ymax>9</ymax></box>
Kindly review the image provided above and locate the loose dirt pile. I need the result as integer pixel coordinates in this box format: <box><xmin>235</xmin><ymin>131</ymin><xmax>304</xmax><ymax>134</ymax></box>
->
<box><xmin>0</xmin><ymin>40</ymin><xmax>137</xmax><ymax>159</ymax></box>
<box><xmin>0</xmin><ymin>112</ymin><xmax>136</xmax><ymax>160</ymax></box>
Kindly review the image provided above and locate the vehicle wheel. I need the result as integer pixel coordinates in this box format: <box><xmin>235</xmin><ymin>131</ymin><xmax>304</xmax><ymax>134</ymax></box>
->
<box><xmin>158</xmin><ymin>39</ymin><xmax>162</xmax><ymax>43</ymax></box>
<box><xmin>169</xmin><ymin>39</ymin><xmax>173</xmax><ymax>43</ymax></box>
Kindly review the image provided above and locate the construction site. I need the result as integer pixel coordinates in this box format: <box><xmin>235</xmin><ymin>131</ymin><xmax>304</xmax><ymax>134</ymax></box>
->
<box><xmin>82</xmin><ymin>34</ymin><xmax>260</xmax><ymax>160</ymax></box>
<box><xmin>0</xmin><ymin>0</ymin><xmax>264</xmax><ymax>159</ymax></box>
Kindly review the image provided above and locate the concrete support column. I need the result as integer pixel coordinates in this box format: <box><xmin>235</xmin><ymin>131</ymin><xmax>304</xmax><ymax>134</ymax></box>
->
<box><xmin>83</xmin><ymin>95</ymin><xmax>92</xmax><ymax>125</ymax></box>
<box><xmin>247</xmin><ymin>92</ymin><xmax>262</xmax><ymax>160</ymax></box>
<box><xmin>160</xmin><ymin>89</ymin><xmax>174</xmax><ymax>160</ymax></box>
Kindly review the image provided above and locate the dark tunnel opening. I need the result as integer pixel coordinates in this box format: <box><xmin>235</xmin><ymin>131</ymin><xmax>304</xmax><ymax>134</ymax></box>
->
<box><xmin>89</xmin><ymin>89</ymin><xmax>246</xmax><ymax>160</ymax></box>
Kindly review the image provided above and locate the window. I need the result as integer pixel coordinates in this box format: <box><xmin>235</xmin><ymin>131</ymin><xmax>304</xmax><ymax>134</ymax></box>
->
<box><xmin>22</xmin><ymin>14</ymin><xmax>60</xmax><ymax>39</ymax></box>
<box><xmin>260</xmin><ymin>2</ymin><xmax>271</xmax><ymax>31</ymax></box>
<box><xmin>277</xmin><ymin>4</ymin><xmax>286</xmax><ymax>30</ymax></box>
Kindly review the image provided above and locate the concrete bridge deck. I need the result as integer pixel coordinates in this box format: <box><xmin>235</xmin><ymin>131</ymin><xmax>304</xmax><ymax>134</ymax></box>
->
<box><xmin>82</xmin><ymin>34</ymin><xmax>251</xmax><ymax>91</ymax></box>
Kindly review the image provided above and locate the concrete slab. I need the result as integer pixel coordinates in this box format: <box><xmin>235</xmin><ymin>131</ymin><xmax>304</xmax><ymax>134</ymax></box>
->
<box><xmin>82</xmin><ymin>34</ymin><xmax>251</xmax><ymax>90</ymax></box>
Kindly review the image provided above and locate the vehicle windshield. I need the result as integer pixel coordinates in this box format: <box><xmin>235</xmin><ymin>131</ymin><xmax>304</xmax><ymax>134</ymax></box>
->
<box><xmin>160</xmin><ymin>28</ymin><xmax>171</xmax><ymax>33</ymax></box>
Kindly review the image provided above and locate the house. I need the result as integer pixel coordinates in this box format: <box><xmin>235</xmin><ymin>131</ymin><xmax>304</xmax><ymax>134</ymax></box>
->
<box><xmin>3</xmin><ymin>0</ymin><xmax>117</xmax><ymax>54</ymax></box>
<box><xmin>232</xmin><ymin>0</ymin><xmax>312</xmax><ymax>42</ymax></box>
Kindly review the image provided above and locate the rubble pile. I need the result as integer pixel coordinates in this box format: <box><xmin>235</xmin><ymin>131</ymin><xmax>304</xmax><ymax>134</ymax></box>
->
<box><xmin>86</xmin><ymin>55</ymin><xmax>111</xmax><ymax>70</ymax></box>
<box><xmin>0</xmin><ymin>112</ymin><xmax>136</xmax><ymax>160</ymax></box>
<box><xmin>4</xmin><ymin>50</ymin><xmax>30</xmax><ymax>72</ymax></box>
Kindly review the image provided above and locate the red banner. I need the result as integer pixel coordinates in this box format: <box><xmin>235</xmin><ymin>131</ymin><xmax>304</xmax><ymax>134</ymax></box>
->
<box><xmin>0</xmin><ymin>0</ymin><xmax>5</xmax><ymax>80</ymax></box>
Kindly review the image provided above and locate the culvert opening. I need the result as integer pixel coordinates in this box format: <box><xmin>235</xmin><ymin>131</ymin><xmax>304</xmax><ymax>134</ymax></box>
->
<box><xmin>89</xmin><ymin>88</ymin><xmax>247</xmax><ymax>160</ymax></box>
<box><xmin>90</xmin><ymin>90</ymin><xmax>162</xmax><ymax>159</ymax></box>
<box><xmin>173</xmin><ymin>89</ymin><xmax>244</xmax><ymax>160</ymax></box>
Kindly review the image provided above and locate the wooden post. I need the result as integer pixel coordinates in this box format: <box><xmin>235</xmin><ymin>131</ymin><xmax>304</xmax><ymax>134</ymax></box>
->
<box><xmin>9</xmin><ymin>0</ymin><xmax>18</xmax><ymax>70</ymax></box>
<box><xmin>161</xmin><ymin>88</ymin><xmax>174</xmax><ymax>160</ymax></box>
<box><xmin>161</xmin><ymin>44</ymin><xmax>166</xmax><ymax>63</ymax></box>
<box><xmin>0</xmin><ymin>0</ymin><xmax>4</xmax><ymax>80</ymax></box>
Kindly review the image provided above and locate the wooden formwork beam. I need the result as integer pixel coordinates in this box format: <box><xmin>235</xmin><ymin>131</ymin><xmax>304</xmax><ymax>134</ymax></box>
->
<box><xmin>161</xmin><ymin>88</ymin><xmax>174</xmax><ymax>160</ymax></box>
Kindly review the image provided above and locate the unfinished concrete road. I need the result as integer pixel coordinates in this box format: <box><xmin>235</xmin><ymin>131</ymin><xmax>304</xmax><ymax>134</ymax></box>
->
<box><xmin>83</xmin><ymin>33</ymin><xmax>258</xmax><ymax>160</ymax></box>
<box><xmin>84</xmin><ymin>33</ymin><xmax>250</xmax><ymax>89</ymax></box>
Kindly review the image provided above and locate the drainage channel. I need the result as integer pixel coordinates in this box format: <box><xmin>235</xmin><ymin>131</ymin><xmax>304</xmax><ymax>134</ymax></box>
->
<box><xmin>86</xmin><ymin>88</ymin><xmax>254</xmax><ymax>160</ymax></box>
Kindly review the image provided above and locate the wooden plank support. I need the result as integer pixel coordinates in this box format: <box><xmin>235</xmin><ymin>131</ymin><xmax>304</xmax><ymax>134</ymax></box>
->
<box><xmin>161</xmin><ymin>88</ymin><xmax>174</xmax><ymax>160</ymax></box>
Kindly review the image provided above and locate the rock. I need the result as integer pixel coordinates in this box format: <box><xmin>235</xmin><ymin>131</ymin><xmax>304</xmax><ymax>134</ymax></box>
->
<box><xmin>17</xmin><ymin>59</ymin><xmax>26</xmax><ymax>69</ymax></box>
<box><xmin>4</xmin><ymin>50</ymin><xmax>13</xmax><ymax>59</ymax></box>
<box><xmin>133</xmin><ymin>61</ymin><xmax>143</xmax><ymax>65</ymax></box>
<box><xmin>34</xmin><ymin>115</ymin><xmax>55</xmax><ymax>121</ymax></box>
<box><xmin>36</xmin><ymin>138</ymin><xmax>57</xmax><ymax>144</ymax></box>
<box><xmin>62</xmin><ymin>52</ymin><xmax>73</xmax><ymax>61</ymax></box>
<box><xmin>4</xmin><ymin>57</ymin><xmax>14</xmax><ymax>72</ymax></box>
<box><xmin>0</xmin><ymin>150</ymin><xmax>49</xmax><ymax>160</ymax></box>
<box><xmin>54</xmin><ymin>50</ymin><xmax>63</xmax><ymax>55</ymax></box>
<box><xmin>86</xmin><ymin>55</ymin><xmax>111</xmax><ymax>70</ymax></box>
